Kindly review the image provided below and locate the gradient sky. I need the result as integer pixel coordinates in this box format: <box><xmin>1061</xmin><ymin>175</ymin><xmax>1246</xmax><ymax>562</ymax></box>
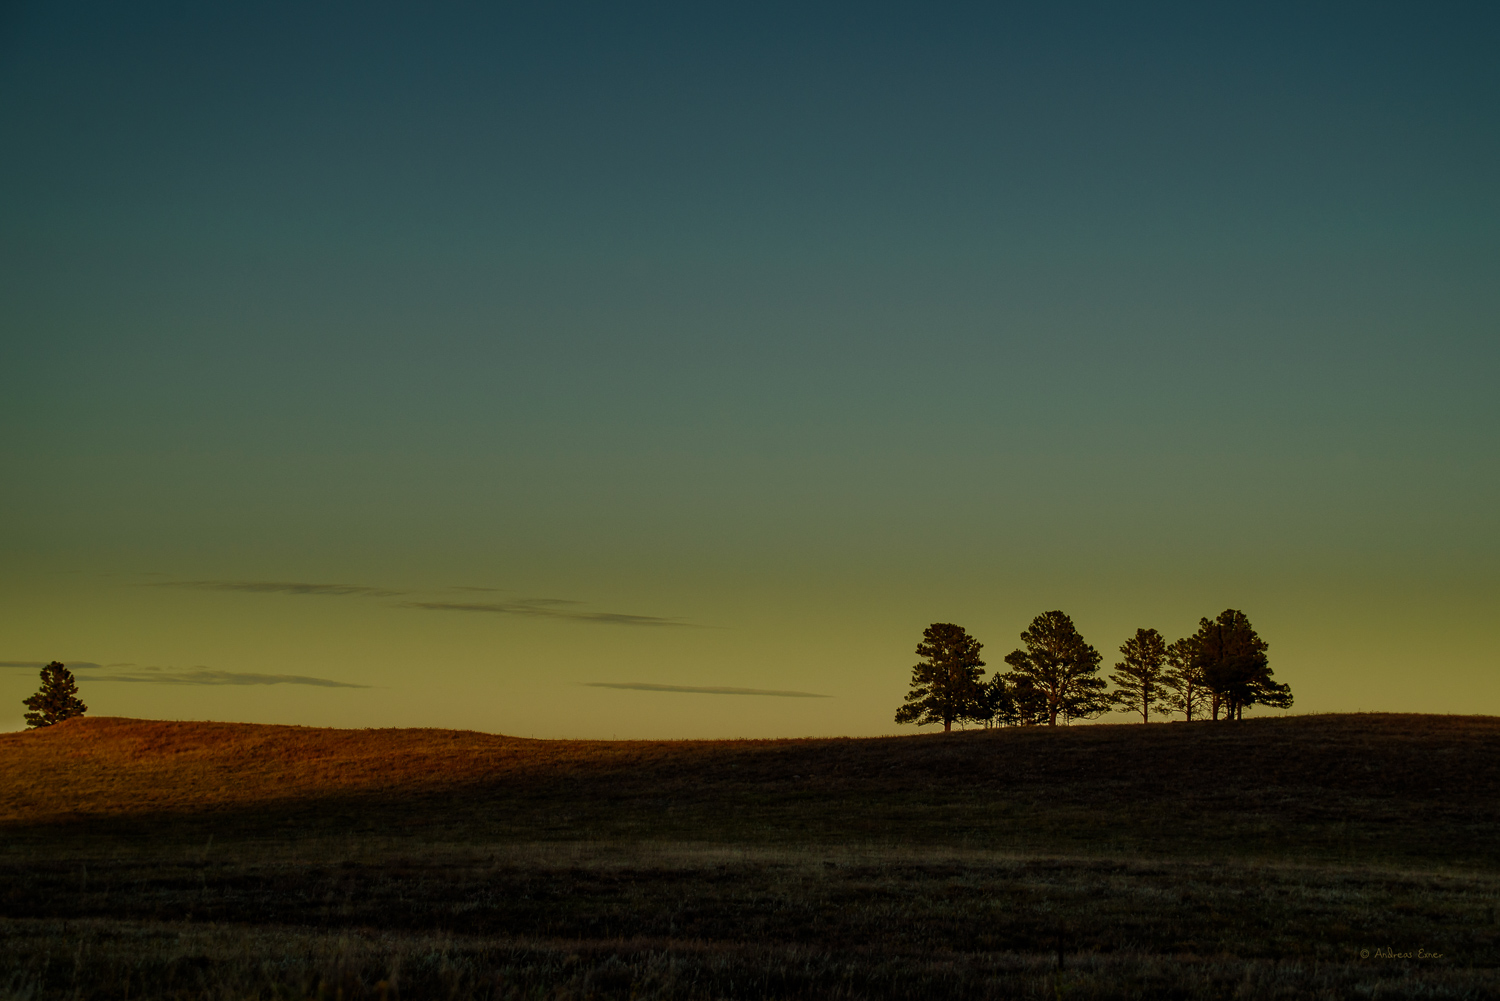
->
<box><xmin>3</xmin><ymin>1</ymin><xmax>1496</xmax><ymax>737</ymax></box>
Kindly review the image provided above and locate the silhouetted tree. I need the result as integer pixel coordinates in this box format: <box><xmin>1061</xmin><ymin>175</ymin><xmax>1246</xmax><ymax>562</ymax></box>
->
<box><xmin>1006</xmin><ymin>675</ymin><xmax>1052</xmax><ymax>726</ymax></box>
<box><xmin>1001</xmin><ymin>611</ymin><xmax>1108</xmax><ymax>725</ymax></box>
<box><xmin>1159</xmin><ymin>636</ymin><xmax>1210</xmax><ymax>721</ymax></box>
<box><xmin>24</xmin><ymin>662</ymin><xmax>87</xmax><ymax>728</ymax></box>
<box><xmin>895</xmin><ymin>623</ymin><xmax>986</xmax><ymax>732</ymax></box>
<box><xmin>974</xmin><ymin>675</ymin><xmax>1018</xmax><ymax>728</ymax></box>
<box><xmin>1191</xmin><ymin>609</ymin><xmax>1291</xmax><ymax>720</ymax></box>
<box><xmin>1109</xmin><ymin>627</ymin><xmax>1169</xmax><ymax>722</ymax></box>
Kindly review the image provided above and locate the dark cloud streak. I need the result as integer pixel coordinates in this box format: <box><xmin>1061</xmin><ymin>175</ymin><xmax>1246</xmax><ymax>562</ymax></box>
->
<box><xmin>1</xmin><ymin>660</ymin><xmax>104</xmax><ymax>670</ymax></box>
<box><xmin>4</xmin><ymin>659</ymin><xmax>367</xmax><ymax>687</ymax></box>
<box><xmin>405</xmin><ymin>600</ymin><xmax>691</xmax><ymax>627</ymax></box>
<box><xmin>95</xmin><ymin>669</ymin><xmax>369</xmax><ymax>688</ymax></box>
<box><xmin>139</xmin><ymin>579</ymin><xmax>690</xmax><ymax>627</ymax></box>
<box><xmin>583</xmin><ymin>682</ymin><xmax>830</xmax><ymax>698</ymax></box>
<box><xmin>147</xmin><ymin>580</ymin><xmax>405</xmax><ymax>597</ymax></box>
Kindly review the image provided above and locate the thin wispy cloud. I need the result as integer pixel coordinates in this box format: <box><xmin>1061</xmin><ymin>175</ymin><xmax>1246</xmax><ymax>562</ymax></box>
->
<box><xmin>3</xmin><ymin>659</ymin><xmax>366</xmax><ymax>688</ymax></box>
<box><xmin>405</xmin><ymin>600</ymin><xmax>692</xmax><ymax>627</ymax></box>
<box><xmin>147</xmin><ymin>580</ymin><xmax>405</xmax><ymax>597</ymax></box>
<box><xmin>96</xmin><ymin>668</ymin><xmax>369</xmax><ymax>688</ymax></box>
<box><xmin>139</xmin><ymin>578</ymin><xmax>692</xmax><ymax>627</ymax></box>
<box><xmin>583</xmin><ymin>682</ymin><xmax>831</xmax><ymax>698</ymax></box>
<box><xmin>1</xmin><ymin>660</ymin><xmax>104</xmax><ymax>670</ymax></box>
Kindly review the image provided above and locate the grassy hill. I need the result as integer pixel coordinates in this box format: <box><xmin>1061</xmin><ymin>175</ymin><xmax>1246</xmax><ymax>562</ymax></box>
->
<box><xmin>4</xmin><ymin>712</ymin><xmax>1498</xmax><ymax>864</ymax></box>
<box><xmin>2</xmin><ymin>713</ymin><xmax>1498</xmax><ymax>999</ymax></box>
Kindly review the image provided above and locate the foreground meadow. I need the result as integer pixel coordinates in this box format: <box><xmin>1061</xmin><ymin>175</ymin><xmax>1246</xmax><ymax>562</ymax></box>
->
<box><xmin>1</xmin><ymin>713</ymin><xmax>1497</xmax><ymax>999</ymax></box>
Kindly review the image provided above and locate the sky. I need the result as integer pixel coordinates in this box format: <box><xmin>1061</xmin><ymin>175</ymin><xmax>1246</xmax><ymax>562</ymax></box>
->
<box><xmin>2</xmin><ymin>1</ymin><xmax>1496</xmax><ymax>737</ymax></box>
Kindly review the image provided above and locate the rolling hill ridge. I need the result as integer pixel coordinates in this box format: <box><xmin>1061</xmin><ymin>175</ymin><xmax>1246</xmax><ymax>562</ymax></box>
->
<box><xmin>4</xmin><ymin>713</ymin><xmax>1496</xmax><ymax>866</ymax></box>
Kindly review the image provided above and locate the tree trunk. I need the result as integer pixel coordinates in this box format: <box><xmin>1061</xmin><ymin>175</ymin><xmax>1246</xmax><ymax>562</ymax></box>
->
<box><xmin>943</xmin><ymin>718</ymin><xmax>951</xmax><ymax>733</ymax></box>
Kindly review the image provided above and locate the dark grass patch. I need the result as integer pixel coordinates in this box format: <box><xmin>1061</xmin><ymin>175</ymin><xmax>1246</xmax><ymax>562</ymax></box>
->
<box><xmin>4</xmin><ymin>914</ymin><xmax>1496</xmax><ymax>1000</ymax></box>
<box><xmin>1</xmin><ymin>844</ymin><xmax>1497</xmax><ymax>999</ymax></box>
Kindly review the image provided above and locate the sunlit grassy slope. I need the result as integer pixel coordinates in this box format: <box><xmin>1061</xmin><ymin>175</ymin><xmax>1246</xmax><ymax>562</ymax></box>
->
<box><xmin>4</xmin><ymin>713</ymin><xmax>1497</xmax><ymax>866</ymax></box>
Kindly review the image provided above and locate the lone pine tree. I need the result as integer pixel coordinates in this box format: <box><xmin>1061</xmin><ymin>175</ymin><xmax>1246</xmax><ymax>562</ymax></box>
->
<box><xmin>1109</xmin><ymin>627</ymin><xmax>1169</xmax><ymax>722</ymax></box>
<box><xmin>1002</xmin><ymin>611</ymin><xmax>1108</xmax><ymax>725</ymax></box>
<box><xmin>23</xmin><ymin>662</ymin><xmax>88</xmax><ymax>728</ymax></box>
<box><xmin>895</xmin><ymin>622</ymin><xmax>986</xmax><ymax>732</ymax></box>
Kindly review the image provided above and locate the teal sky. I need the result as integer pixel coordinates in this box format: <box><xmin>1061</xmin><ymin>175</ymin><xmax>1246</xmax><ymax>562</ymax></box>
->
<box><xmin>2</xmin><ymin>1</ymin><xmax>1497</xmax><ymax>736</ymax></box>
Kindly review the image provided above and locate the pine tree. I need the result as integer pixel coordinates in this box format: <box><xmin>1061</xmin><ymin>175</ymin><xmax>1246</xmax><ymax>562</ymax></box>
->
<box><xmin>1001</xmin><ymin>611</ymin><xmax>1108</xmax><ymax>725</ymax></box>
<box><xmin>974</xmin><ymin>675</ymin><xmax>1018</xmax><ymax>728</ymax></box>
<box><xmin>23</xmin><ymin>662</ymin><xmax>88</xmax><ymax>728</ymax></box>
<box><xmin>1191</xmin><ymin>610</ymin><xmax>1291</xmax><ymax>720</ymax></box>
<box><xmin>894</xmin><ymin>623</ymin><xmax>986</xmax><ymax>732</ymax></box>
<box><xmin>1109</xmin><ymin>627</ymin><xmax>1169</xmax><ymax>722</ymax></box>
<box><xmin>1006</xmin><ymin>674</ymin><xmax>1051</xmax><ymax>726</ymax></box>
<box><xmin>1159</xmin><ymin>636</ymin><xmax>1210</xmax><ymax>721</ymax></box>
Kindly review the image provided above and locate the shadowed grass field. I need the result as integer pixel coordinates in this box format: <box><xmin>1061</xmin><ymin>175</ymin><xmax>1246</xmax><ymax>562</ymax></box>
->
<box><xmin>2</xmin><ymin>714</ymin><xmax>1497</xmax><ymax>998</ymax></box>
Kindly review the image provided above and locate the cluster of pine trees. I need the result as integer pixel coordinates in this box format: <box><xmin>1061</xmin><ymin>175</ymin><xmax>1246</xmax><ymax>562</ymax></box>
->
<box><xmin>894</xmin><ymin>609</ymin><xmax>1292</xmax><ymax>731</ymax></box>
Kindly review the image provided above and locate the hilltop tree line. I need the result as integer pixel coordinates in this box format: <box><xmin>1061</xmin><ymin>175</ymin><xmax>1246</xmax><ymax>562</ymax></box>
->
<box><xmin>895</xmin><ymin>609</ymin><xmax>1291</xmax><ymax>731</ymax></box>
<box><xmin>23</xmin><ymin>613</ymin><xmax>1286</xmax><ymax>734</ymax></box>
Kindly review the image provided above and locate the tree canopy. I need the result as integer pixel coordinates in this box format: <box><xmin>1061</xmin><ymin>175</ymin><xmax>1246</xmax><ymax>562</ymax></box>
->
<box><xmin>1001</xmin><ymin>611</ymin><xmax>1108</xmax><ymax>725</ymax></box>
<box><xmin>894</xmin><ymin>623</ymin><xmax>986</xmax><ymax>732</ymax></box>
<box><xmin>1191</xmin><ymin>609</ymin><xmax>1292</xmax><ymax>720</ymax></box>
<box><xmin>1109</xmin><ymin>627</ymin><xmax>1169</xmax><ymax>722</ymax></box>
<box><xmin>1159</xmin><ymin>635</ymin><xmax>1211</xmax><ymax>721</ymax></box>
<box><xmin>893</xmin><ymin>608</ymin><xmax>1289</xmax><ymax>729</ymax></box>
<box><xmin>967</xmin><ymin>674</ymin><xmax>1020</xmax><ymax>728</ymax></box>
<box><xmin>23</xmin><ymin>662</ymin><xmax>88</xmax><ymax>728</ymax></box>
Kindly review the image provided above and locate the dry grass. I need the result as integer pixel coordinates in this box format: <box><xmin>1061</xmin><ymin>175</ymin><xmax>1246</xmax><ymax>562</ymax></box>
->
<box><xmin>3</xmin><ymin>713</ymin><xmax>1497</xmax><ymax>865</ymax></box>
<box><xmin>1</xmin><ymin>714</ymin><xmax>1497</xmax><ymax>998</ymax></box>
<box><xmin>3</xmin><ymin>843</ymin><xmax>1497</xmax><ymax>999</ymax></box>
